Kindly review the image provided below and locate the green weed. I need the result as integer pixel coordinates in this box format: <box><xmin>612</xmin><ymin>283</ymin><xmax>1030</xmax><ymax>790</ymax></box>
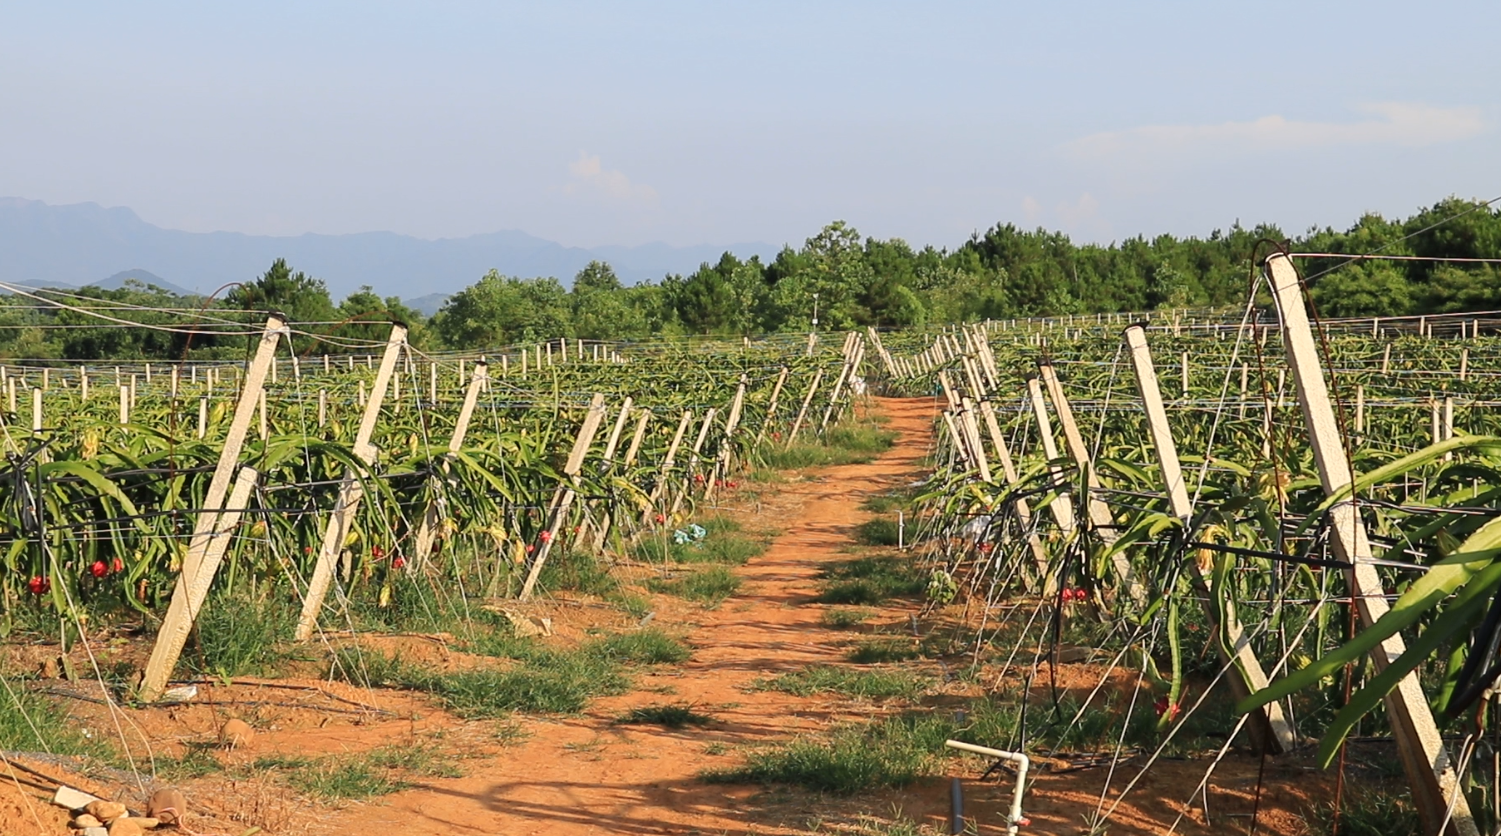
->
<box><xmin>587</xmin><ymin>629</ymin><xmax>691</xmax><ymax>665</ymax></box>
<box><xmin>614</xmin><ymin>703</ymin><xmax>715</xmax><ymax>728</ymax></box>
<box><xmin>423</xmin><ymin>652</ymin><xmax>629</xmax><ymax>717</ymax></box>
<box><xmin>815</xmin><ymin>556</ymin><xmax>925</xmax><ymax>605</ymax></box>
<box><xmin>649</xmin><ymin>566</ymin><xmax>742</xmax><ymax>606</ymax></box>
<box><xmin>156</xmin><ymin>744</ymin><xmax>225</xmax><ymax>780</ymax></box>
<box><xmin>192</xmin><ymin>593</ymin><xmax>297</xmax><ymax>678</ymax></box>
<box><xmin>632</xmin><ymin>517</ymin><xmax>769</xmax><ymax>566</ymax></box>
<box><xmin>606</xmin><ymin>592</ymin><xmax>653</xmax><ymax>619</ymax></box>
<box><xmin>0</xmin><ymin>688</ymin><xmax>97</xmax><ymax>756</ymax></box>
<box><xmin>757</xmin><ymin>420</ymin><xmax>896</xmax><ymax>470</ymax></box>
<box><xmin>755</xmin><ymin>665</ymin><xmax>926</xmax><ymax>700</ymax></box>
<box><xmin>1302</xmin><ymin>786</ymin><xmax>1420</xmax><ymax>836</ymax></box>
<box><xmin>845</xmin><ymin>638</ymin><xmax>922</xmax><ymax>664</ymax></box>
<box><xmin>538</xmin><ymin>550</ymin><xmax>619</xmax><ymax>597</ymax></box>
<box><xmin>821</xmin><ymin>608</ymin><xmax>873</xmax><ymax>629</ymax></box>
<box><xmin>330</xmin><ymin>641</ymin><xmax>630</xmax><ymax>717</ymax></box>
<box><xmin>704</xmin><ymin>713</ymin><xmax>951</xmax><ymax>794</ymax></box>
<box><xmin>854</xmin><ymin>518</ymin><xmax>901</xmax><ymax>547</ymax></box>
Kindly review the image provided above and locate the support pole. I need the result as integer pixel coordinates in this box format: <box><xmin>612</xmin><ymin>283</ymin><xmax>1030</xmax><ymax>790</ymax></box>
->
<box><xmin>1266</xmin><ymin>253</ymin><xmax>1475</xmax><ymax>836</ymax></box>
<box><xmin>1124</xmin><ymin>324</ymin><xmax>1295</xmax><ymax>754</ymax></box>
<box><xmin>669</xmin><ymin>408</ymin><xmax>717</xmax><ymax>517</ymax></box>
<box><xmin>412</xmin><ymin>361</ymin><xmax>489</xmax><ymax>568</ymax></box>
<box><xmin>572</xmin><ymin>396</ymin><xmax>634</xmax><ymax>549</ymax></box>
<box><xmin>595</xmin><ymin>406</ymin><xmax>652</xmax><ymax>550</ymax></box>
<box><xmin>294</xmin><ymin>325</ymin><xmax>408</xmax><ymax>641</ymax></box>
<box><xmin>520</xmin><ymin>393</ymin><xmax>608</xmax><ymax>600</ymax></box>
<box><xmin>1037</xmin><ymin>363</ymin><xmax>1145</xmax><ymax>607</ymax></box>
<box><xmin>139</xmin><ymin>468</ymin><xmax>260</xmax><ymax>701</ymax></box>
<box><xmin>645</xmin><ymin>410</ymin><xmax>694</xmax><ymax>522</ymax></box>
<box><xmin>1024</xmin><ymin>377</ymin><xmax>1077</xmax><ymax>533</ymax></box>
<box><xmin>753</xmin><ymin>366</ymin><xmax>790</xmax><ymax>447</ymax></box>
<box><xmin>785</xmin><ymin>369</ymin><xmax>824</xmax><ymax>445</ymax></box>
<box><xmin>978</xmin><ymin>399</ymin><xmax>1053</xmax><ymax>594</ymax></box>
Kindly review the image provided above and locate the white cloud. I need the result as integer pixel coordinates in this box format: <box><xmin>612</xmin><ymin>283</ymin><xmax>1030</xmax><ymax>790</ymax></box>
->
<box><xmin>562</xmin><ymin>151</ymin><xmax>658</xmax><ymax>205</ymax></box>
<box><xmin>1066</xmin><ymin>102</ymin><xmax>1485</xmax><ymax>161</ymax></box>
<box><xmin>1019</xmin><ymin>192</ymin><xmax>1112</xmax><ymax>240</ymax></box>
<box><xmin>1021</xmin><ymin>195</ymin><xmax>1043</xmax><ymax>226</ymax></box>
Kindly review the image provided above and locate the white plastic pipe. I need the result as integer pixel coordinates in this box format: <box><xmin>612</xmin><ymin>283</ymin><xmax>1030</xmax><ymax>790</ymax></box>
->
<box><xmin>945</xmin><ymin>739</ymin><xmax>1030</xmax><ymax>835</ymax></box>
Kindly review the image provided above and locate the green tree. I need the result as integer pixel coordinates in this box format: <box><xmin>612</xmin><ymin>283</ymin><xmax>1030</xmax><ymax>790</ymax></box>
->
<box><xmin>433</xmin><ymin>271</ymin><xmax>573</xmax><ymax>348</ymax></box>
<box><xmin>1309</xmin><ymin>262</ymin><xmax>1414</xmax><ymax>317</ymax></box>
<box><xmin>570</xmin><ymin>261</ymin><xmax>647</xmax><ymax>339</ymax></box>
<box><xmin>335</xmin><ymin>286</ymin><xmax>431</xmax><ymax>349</ymax></box>
<box><xmin>227</xmin><ymin>259</ymin><xmax>338</xmax><ymax>324</ymax></box>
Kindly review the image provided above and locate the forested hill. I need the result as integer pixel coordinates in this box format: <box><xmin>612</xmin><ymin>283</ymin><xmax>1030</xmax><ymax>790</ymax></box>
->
<box><xmin>0</xmin><ymin>196</ymin><xmax>1496</xmax><ymax>360</ymax></box>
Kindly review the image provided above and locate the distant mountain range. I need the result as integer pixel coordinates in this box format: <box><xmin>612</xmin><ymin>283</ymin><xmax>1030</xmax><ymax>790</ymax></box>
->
<box><xmin>4</xmin><ymin>269</ymin><xmax>198</xmax><ymax>297</ymax></box>
<box><xmin>0</xmin><ymin>197</ymin><xmax>777</xmax><ymax>308</ymax></box>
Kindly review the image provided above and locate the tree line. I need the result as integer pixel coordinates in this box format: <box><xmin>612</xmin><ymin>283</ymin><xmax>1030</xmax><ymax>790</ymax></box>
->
<box><xmin>1</xmin><ymin>196</ymin><xmax>1496</xmax><ymax>360</ymax></box>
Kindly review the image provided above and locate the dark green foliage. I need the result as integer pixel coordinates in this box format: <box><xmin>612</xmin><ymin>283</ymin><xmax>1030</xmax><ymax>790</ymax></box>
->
<box><xmin>7</xmin><ymin>198</ymin><xmax>1501</xmax><ymax>362</ymax></box>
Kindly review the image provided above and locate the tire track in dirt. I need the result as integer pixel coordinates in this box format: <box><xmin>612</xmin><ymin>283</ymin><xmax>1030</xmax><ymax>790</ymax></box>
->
<box><xmin>327</xmin><ymin>396</ymin><xmax>938</xmax><ymax>836</ymax></box>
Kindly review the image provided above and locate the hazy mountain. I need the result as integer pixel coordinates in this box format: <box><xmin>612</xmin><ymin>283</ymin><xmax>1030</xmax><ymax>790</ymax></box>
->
<box><xmin>96</xmin><ymin>269</ymin><xmax>196</xmax><ymax>296</ymax></box>
<box><xmin>404</xmin><ymin>293</ymin><xmax>452</xmax><ymax>316</ymax></box>
<box><xmin>0</xmin><ymin>197</ymin><xmax>777</xmax><ymax>302</ymax></box>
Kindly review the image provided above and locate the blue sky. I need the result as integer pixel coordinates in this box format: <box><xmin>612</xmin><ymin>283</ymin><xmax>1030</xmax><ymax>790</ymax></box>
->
<box><xmin>3</xmin><ymin>1</ymin><xmax>1498</xmax><ymax>250</ymax></box>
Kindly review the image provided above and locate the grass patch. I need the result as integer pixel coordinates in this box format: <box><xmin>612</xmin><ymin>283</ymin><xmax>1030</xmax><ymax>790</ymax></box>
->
<box><xmin>537</xmin><ymin>550</ymin><xmax>619</xmax><ymax>597</ymax></box>
<box><xmin>632</xmin><ymin>517</ymin><xmax>770</xmax><ymax>566</ymax></box>
<box><xmin>587</xmin><ymin>629</ymin><xmax>691</xmax><ymax>665</ymax></box>
<box><xmin>333</xmin><ymin>627</ymin><xmax>683</xmax><ymax>719</ymax></box>
<box><xmin>745</xmin><ymin>468</ymin><xmax>786</xmax><ymax>483</ymax></box>
<box><xmin>757</xmin><ymin>419</ymin><xmax>897</xmax><ymax>470</ymax></box>
<box><xmin>860</xmin><ymin>492</ymin><xmax>911</xmax><ymax>514</ymax></box>
<box><xmin>854</xmin><ymin>518</ymin><xmax>901</xmax><ymax>547</ymax></box>
<box><xmin>815</xmin><ymin>556</ymin><xmax>925</xmax><ymax>605</ymax></box>
<box><xmin>331</xmin><ymin>641</ymin><xmax>629</xmax><ymax>717</ymax></box>
<box><xmin>192</xmin><ymin>593</ymin><xmax>298</xmax><ymax>678</ymax></box>
<box><xmin>648</xmin><ymin>566</ymin><xmax>742</xmax><ymax>606</ymax></box>
<box><xmin>157</xmin><ymin>743</ymin><xmax>225</xmax><ymax>780</ymax></box>
<box><xmin>1302</xmin><ymin>785</ymin><xmax>1419</xmax><ymax>836</ymax></box>
<box><xmin>614</xmin><ymin>703</ymin><xmax>715</xmax><ymax>728</ymax></box>
<box><xmin>845</xmin><ymin>638</ymin><xmax>922</xmax><ymax>664</ymax></box>
<box><xmin>425</xmin><ymin>652</ymin><xmax>629</xmax><ymax>717</ymax></box>
<box><xmin>0</xmin><ymin>688</ymin><xmax>98</xmax><ymax>756</ymax></box>
<box><xmin>606</xmin><ymin>592</ymin><xmax>653</xmax><ymax>619</ymax></box>
<box><xmin>704</xmin><ymin>712</ymin><xmax>951</xmax><ymax>794</ymax></box>
<box><xmin>272</xmin><ymin>743</ymin><xmax>458</xmax><ymax>800</ymax></box>
<box><xmin>754</xmin><ymin>665</ymin><xmax>926</xmax><ymax>700</ymax></box>
<box><xmin>821</xmin><ymin>608</ymin><xmax>873</xmax><ymax>629</ymax></box>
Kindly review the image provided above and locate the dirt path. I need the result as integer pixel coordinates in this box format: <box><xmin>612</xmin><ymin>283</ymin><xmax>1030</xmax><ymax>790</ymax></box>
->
<box><xmin>330</xmin><ymin>396</ymin><xmax>940</xmax><ymax>835</ymax></box>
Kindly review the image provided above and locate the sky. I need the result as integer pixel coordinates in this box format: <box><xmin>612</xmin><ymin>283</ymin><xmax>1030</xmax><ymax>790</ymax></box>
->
<box><xmin>2</xmin><ymin>1</ymin><xmax>1499</xmax><ymax>251</ymax></box>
